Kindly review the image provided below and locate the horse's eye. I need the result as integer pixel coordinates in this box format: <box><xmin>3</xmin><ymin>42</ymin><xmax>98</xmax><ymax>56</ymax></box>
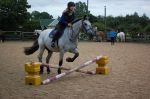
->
<box><xmin>84</xmin><ymin>23</ymin><xmax>87</xmax><ymax>26</ymax></box>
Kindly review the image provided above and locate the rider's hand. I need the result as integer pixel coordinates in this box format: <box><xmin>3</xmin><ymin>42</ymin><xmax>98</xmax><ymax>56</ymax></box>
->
<box><xmin>68</xmin><ymin>23</ymin><xmax>72</xmax><ymax>27</ymax></box>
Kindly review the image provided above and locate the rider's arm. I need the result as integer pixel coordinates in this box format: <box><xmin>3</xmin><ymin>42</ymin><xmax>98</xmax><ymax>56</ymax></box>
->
<box><xmin>59</xmin><ymin>12</ymin><xmax>75</xmax><ymax>26</ymax></box>
<box><xmin>59</xmin><ymin>12</ymin><xmax>68</xmax><ymax>26</ymax></box>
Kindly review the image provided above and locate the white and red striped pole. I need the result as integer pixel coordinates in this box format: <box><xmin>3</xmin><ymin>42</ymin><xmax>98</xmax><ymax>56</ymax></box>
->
<box><xmin>42</xmin><ymin>55</ymin><xmax>103</xmax><ymax>85</ymax></box>
<box><xmin>41</xmin><ymin>64</ymin><xmax>95</xmax><ymax>75</ymax></box>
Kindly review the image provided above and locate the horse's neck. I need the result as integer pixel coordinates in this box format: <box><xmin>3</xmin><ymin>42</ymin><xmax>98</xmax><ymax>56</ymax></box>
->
<box><xmin>72</xmin><ymin>20</ymin><xmax>82</xmax><ymax>34</ymax></box>
<box><xmin>63</xmin><ymin>20</ymin><xmax>82</xmax><ymax>41</ymax></box>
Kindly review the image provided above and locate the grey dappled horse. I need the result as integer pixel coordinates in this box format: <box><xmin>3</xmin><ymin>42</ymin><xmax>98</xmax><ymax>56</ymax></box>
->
<box><xmin>117</xmin><ymin>32</ymin><xmax>125</xmax><ymax>42</ymax></box>
<box><xmin>24</xmin><ymin>17</ymin><xmax>94</xmax><ymax>74</ymax></box>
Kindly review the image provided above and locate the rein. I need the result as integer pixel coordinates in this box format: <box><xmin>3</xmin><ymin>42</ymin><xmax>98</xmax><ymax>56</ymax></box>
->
<box><xmin>68</xmin><ymin>26</ymin><xmax>79</xmax><ymax>42</ymax></box>
<box><xmin>81</xmin><ymin>20</ymin><xmax>93</xmax><ymax>34</ymax></box>
<box><xmin>68</xmin><ymin>19</ymin><xmax>93</xmax><ymax>42</ymax></box>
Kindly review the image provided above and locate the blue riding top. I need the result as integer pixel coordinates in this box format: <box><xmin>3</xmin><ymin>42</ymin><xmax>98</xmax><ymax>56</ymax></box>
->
<box><xmin>108</xmin><ymin>31</ymin><xmax>117</xmax><ymax>38</ymax></box>
<box><xmin>57</xmin><ymin>10</ymin><xmax>75</xmax><ymax>30</ymax></box>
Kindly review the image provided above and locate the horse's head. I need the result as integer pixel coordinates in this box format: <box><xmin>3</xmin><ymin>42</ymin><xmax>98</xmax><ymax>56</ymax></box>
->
<box><xmin>81</xmin><ymin>16</ymin><xmax>95</xmax><ymax>36</ymax></box>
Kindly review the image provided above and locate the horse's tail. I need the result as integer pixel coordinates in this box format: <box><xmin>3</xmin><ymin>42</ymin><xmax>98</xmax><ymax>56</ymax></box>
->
<box><xmin>24</xmin><ymin>39</ymin><xmax>39</xmax><ymax>55</ymax></box>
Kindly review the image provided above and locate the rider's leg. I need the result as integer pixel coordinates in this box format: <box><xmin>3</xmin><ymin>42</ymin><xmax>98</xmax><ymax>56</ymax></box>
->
<box><xmin>51</xmin><ymin>31</ymin><xmax>60</xmax><ymax>47</ymax></box>
<box><xmin>51</xmin><ymin>29</ymin><xmax>65</xmax><ymax>47</ymax></box>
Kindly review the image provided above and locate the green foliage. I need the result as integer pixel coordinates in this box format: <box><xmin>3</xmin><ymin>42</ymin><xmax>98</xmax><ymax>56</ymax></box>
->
<box><xmin>75</xmin><ymin>1</ymin><xmax>89</xmax><ymax>18</ymax></box>
<box><xmin>93</xmin><ymin>22</ymin><xmax>104</xmax><ymax>31</ymax></box>
<box><xmin>144</xmin><ymin>24</ymin><xmax>150</xmax><ymax>34</ymax></box>
<box><xmin>1</xmin><ymin>0</ymin><xmax>150</xmax><ymax>36</ymax></box>
<box><xmin>40</xmin><ymin>12</ymin><xmax>53</xmax><ymax>19</ymax></box>
<box><xmin>74</xmin><ymin>2</ymin><xmax>150</xmax><ymax>37</ymax></box>
<box><xmin>27</xmin><ymin>11</ymin><xmax>53</xmax><ymax>31</ymax></box>
<box><xmin>31</xmin><ymin>11</ymin><xmax>41</xmax><ymax>20</ymax></box>
<box><xmin>0</xmin><ymin>0</ymin><xmax>31</xmax><ymax>30</ymax></box>
<box><xmin>88</xmin><ymin>14</ymin><xmax>99</xmax><ymax>23</ymax></box>
<box><xmin>22</xmin><ymin>20</ymin><xmax>40</xmax><ymax>32</ymax></box>
<box><xmin>31</xmin><ymin>11</ymin><xmax>53</xmax><ymax>20</ymax></box>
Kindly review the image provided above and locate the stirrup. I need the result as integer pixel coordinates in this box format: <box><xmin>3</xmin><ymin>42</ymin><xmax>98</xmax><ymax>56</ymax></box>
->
<box><xmin>51</xmin><ymin>42</ymin><xmax>55</xmax><ymax>47</ymax></box>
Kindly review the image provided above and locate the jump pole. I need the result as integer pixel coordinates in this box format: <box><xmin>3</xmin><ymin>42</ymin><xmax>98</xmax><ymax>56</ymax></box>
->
<box><xmin>42</xmin><ymin>55</ymin><xmax>103</xmax><ymax>85</ymax></box>
<box><xmin>41</xmin><ymin>64</ymin><xmax>95</xmax><ymax>75</ymax></box>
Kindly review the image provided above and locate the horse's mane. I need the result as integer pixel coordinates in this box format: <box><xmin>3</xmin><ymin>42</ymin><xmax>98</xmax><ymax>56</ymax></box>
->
<box><xmin>72</xmin><ymin>18</ymin><xmax>82</xmax><ymax>24</ymax></box>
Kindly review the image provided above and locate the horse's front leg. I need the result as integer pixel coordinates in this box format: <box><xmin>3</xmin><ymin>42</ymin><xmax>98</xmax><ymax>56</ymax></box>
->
<box><xmin>58</xmin><ymin>50</ymin><xmax>65</xmax><ymax>74</ymax></box>
<box><xmin>66</xmin><ymin>49</ymin><xmax>79</xmax><ymax>62</ymax></box>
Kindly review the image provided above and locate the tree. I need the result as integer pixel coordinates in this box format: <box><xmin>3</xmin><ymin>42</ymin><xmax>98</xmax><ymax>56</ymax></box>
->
<box><xmin>0</xmin><ymin>0</ymin><xmax>31</xmax><ymax>30</ymax></box>
<box><xmin>93</xmin><ymin>22</ymin><xmax>104</xmax><ymax>31</ymax></box>
<box><xmin>139</xmin><ymin>14</ymin><xmax>149</xmax><ymax>28</ymax></box>
<box><xmin>31</xmin><ymin>11</ymin><xmax>53</xmax><ymax>20</ymax></box>
<box><xmin>88</xmin><ymin>14</ymin><xmax>99</xmax><ymax>23</ymax></box>
<box><xmin>144</xmin><ymin>24</ymin><xmax>150</xmax><ymax>34</ymax></box>
<box><xmin>31</xmin><ymin>11</ymin><xmax>41</xmax><ymax>20</ymax></box>
<box><xmin>128</xmin><ymin>23</ymin><xmax>142</xmax><ymax>36</ymax></box>
<box><xmin>22</xmin><ymin>20</ymin><xmax>40</xmax><ymax>32</ymax></box>
<box><xmin>40</xmin><ymin>12</ymin><xmax>53</xmax><ymax>19</ymax></box>
<box><xmin>75</xmin><ymin>1</ymin><xmax>89</xmax><ymax>18</ymax></box>
<box><xmin>23</xmin><ymin>11</ymin><xmax>53</xmax><ymax>31</ymax></box>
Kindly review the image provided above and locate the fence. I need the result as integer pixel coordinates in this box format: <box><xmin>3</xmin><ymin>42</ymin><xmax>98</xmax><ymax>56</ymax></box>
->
<box><xmin>126</xmin><ymin>35</ymin><xmax>150</xmax><ymax>42</ymax></box>
<box><xmin>1</xmin><ymin>31</ymin><xmax>22</xmax><ymax>40</ymax></box>
<box><xmin>0</xmin><ymin>31</ymin><xmax>37</xmax><ymax>41</ymax></box>
<box><xmin>21</xmin><ymin>32</ymin><xmax>37</xmax><ymax>40</ymax></box>
<box><xmin>1</xmin><ymin>31</ymin><xmax>150</xmax><ymax>42</ymax></box>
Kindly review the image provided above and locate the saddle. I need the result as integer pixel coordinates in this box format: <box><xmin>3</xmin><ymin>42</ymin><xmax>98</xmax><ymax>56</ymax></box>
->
<box><xmin>49</xmin><ymin>27</ymin><xmax>65</xmax><ymax>48</ymax></box>
<box><xmin>49</xmin><ymin>28</ymin><xmax>60</xmax><ymax>48</ymax></box>
<box><xmin>49</xmin><ymin>28</ymin><xmax>57</xmax><ymax>38</ymax></box>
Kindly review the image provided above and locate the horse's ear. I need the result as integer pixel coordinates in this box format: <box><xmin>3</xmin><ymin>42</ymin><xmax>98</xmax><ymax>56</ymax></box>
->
<box><xmin>83</xmin><ymin>15</ymin><xmax>88</xmax><ymax>20</ymax></box>
<box><xmin>43</xmin><ymin>26</ymin><xmax>47</xmax><ymax>30</ymax></box>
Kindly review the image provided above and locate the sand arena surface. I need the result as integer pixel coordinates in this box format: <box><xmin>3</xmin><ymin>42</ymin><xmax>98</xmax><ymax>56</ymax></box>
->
<box><xmin>0</xmin><ymin>41</ymin><xmax>150</xmax><ymax>99</ymax></box>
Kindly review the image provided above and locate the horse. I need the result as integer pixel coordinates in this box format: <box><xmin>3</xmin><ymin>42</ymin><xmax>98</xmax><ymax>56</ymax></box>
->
<box><xmin>24</xmin><ymin>16</ymin><xmax>94</xmax><ymax>74</ymax></box>
<box><xmin>90</xmin><ymin>27</ymin><xmax>104</xmax><ymax>42</ymax></box>
<box><xmin>117</xmin><ymin>32</ymin><xmax>125</xmax><ymax>42</ymax></box>
<box><xmin>95</xmin><ymin>31</ymin><xmax>105</xmax><ymax>42</ymax></box>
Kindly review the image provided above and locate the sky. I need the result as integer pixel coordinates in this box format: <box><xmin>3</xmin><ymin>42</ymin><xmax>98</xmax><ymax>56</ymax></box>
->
<box><xmin>27</xmin><ymin>0</ymin><xmax>150</xmax><ymax>18</ymax></box>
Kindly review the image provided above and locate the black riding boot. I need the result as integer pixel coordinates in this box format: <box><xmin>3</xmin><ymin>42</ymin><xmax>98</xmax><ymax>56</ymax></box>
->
<box><xmin>51</xmin><ymin>33</ymin><xmax>59</xmax><ymax>48</ymax></box>
<box><xmin>51</xmin><ymin>30</ymin><xmax>64</xmax><ymax>48</ymax></box>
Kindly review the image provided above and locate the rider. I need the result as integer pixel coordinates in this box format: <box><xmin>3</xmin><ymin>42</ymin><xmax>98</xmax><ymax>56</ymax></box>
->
<box><xmin>51</xmin><ymin>2</ymin><xmax>76</xmax><ymax>47</ymax></box>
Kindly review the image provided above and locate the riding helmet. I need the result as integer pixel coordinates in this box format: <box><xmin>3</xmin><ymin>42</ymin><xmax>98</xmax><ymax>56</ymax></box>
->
<box><xmin>67</xmin><ymin>2</ymin><xmax>75</xmax><ymax>8</ymax></box>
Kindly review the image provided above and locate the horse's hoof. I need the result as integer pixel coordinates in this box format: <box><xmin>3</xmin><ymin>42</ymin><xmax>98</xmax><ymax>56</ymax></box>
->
<box><xmin>47</xmin><ymin>68</ymin><xmax>51</xmax><ymax>74</ymax></box>
<box><xmin>47</xmin><ymin>70</ymin><xmax>50</xmax><ymax>74</ymax></box>
<box><xmin>66</xmin><ymin>57</ymin><xmax>73</xmax><ymax>62</ymax></box>
<box><xmin>58</xmin><ymin>68</ymin><xmax>61</xmax><ymax>74</ymax></box>
<box><xmin>39</xmin><ymin>71</ymin><xmax>43</xmax><ymax>75</ymax></box>
<box><xmin>40</xmin><ymin>66</ymin><xmax>44</xmax><ymax>74</ymax></box>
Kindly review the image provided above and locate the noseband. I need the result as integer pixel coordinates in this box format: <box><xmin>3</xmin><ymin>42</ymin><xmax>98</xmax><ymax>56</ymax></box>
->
<box><xmin>82</xmin><ymin>20</ymin><xmax>93</xmax><ymax>34</ymax></box>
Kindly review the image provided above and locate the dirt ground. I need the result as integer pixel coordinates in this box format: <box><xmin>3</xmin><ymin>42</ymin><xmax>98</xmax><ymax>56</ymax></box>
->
<box><xmin>0</xmin><ymin>41</ymin><xmax>150</xmax><ymax>99</ymax></box>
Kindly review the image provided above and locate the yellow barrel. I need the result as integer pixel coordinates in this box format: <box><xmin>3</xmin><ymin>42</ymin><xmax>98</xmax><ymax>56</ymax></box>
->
<box><xmin>25</xmin><ymin>75</ymin><xmax>41</xmax><ymax>86</ymax></box>
<box><xmin>25</xmin><ymin>62</ymin><xmax>40</xmax><ymax>73</ymax></box>
<box><xmin>96</xmin><ymin>66</ymin><xmax>109</xmax><ymax>75</ymax></box>
<box><xmin>96</xmin><ymin>56</ymin><xmax>109</xmax><ymax>66</ymax></box>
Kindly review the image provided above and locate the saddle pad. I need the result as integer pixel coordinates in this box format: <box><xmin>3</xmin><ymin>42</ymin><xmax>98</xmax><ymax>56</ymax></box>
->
<box><xmin>49</xmin><ymin>29</ymin><xmax>57</xmax><ymax>38</ymax></box>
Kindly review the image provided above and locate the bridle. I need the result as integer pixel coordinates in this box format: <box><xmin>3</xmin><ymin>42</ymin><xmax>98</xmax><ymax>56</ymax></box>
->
<box><xmin>68</xmin><ymin>19</ymin><xmax>93</xmax><ymax>42</ymax></box>
<box><xmin>81</xmin><ymin>20</ymin><xmax>93</xmax><ymax>34</ymax></box>
<box><xmin>69</xmin><ymin>27</ymin><xmax>79</xmax><ymax>42</ymax></box>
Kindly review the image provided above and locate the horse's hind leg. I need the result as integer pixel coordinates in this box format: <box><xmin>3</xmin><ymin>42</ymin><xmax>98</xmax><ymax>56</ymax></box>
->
<box><xmin>38</xmin><ymin>48</ymin><xmax>45</xmax><ymax>62</ymax></box>
<box><xmin>58</xmin><ymin>50</ymin><xmax>65</xmax><ymax>74</ymax></box>
<box><xmin>46</xmin><ymin>50</ymin><xmax>53</xmax><ymax>74</ymax></box>
<box><xmin>38</xmin><ymin>46</ymin><xmax>45</xmax><ymax>74</ymax></box>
